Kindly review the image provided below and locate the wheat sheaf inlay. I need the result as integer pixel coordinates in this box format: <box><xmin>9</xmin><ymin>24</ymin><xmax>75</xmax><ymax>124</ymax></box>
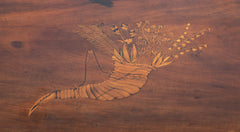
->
<box><xmin>28</xmin><ymin>20</ymin><xmax>211</xmax><ymax>117</ymax></box>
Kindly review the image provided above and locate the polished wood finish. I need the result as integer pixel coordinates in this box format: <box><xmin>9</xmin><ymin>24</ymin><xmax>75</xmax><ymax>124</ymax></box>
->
<box><xmin>0</xmin><ymin>0</ymin><xmax>239</xmax><ymax>131</ymax></box>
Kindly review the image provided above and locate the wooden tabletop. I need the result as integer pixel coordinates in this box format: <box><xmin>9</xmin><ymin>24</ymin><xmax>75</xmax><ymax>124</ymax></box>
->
<box><xmin>0</xmin><ymin>0</ymin><xmax>239</xmax><ymax>131</ymax></box>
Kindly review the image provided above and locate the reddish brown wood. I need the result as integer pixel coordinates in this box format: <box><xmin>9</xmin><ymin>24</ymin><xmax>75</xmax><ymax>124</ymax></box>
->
<box><xmin>0</xmin><ymin>0</ymin><xmax>239</xmax><ymax>131</ymax></box>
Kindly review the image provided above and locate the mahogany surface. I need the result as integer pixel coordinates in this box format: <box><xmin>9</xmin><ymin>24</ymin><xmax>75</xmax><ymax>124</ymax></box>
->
<box><xmin>0</xmin><ymin>0</ymin><xmax>239</xmax><ymax>131</ymax></box>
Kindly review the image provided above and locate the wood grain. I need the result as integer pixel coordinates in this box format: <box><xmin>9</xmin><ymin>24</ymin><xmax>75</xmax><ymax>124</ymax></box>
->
<box><xmin>0</xmin><ymin>0</ymin><xmax>240</xmax><ymax>131</ymax></box>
